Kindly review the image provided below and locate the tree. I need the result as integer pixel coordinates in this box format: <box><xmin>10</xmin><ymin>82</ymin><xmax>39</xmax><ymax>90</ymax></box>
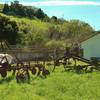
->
<box><xmin>2</xmin><ymin>3</ymin><xmax>9</xmax><ymax>14</ymax></box>
<box><xmin>0</xmin><ymin>14</ymin><xmax>19</xmax><ymax>44</ymax></box>
<box><xmin>25</xmin><ymin>6</ymin><xmax>35</xmax><ymax>19</ymax></box>
<box><xmin>10</xmin><ymin>0</ymin><xmax>23</xmax><ymax>16</ymax></box>
<box><xmin>13</xmin><ymin>0</ymin><xmax>19</xmax><ymax>5</ymax></box>
<box><xmin>2</xmin><ymin>1</ymin><xmax>47</xmax><ymax>20</ymax></box>
<box><xmin>51</xmin><ymin>16</ymin><xmax>57</xmax><ymax>23</ymax></box>
<box><xmin>47</xmin><ymin>25</ymin><xmax>62</xmax><ymax>40</ymax></box>
<box><xmin>43</xmin><ymin>16</ymin><xmax>50</xmax><ymax>22</ymax></box>
<box><xmin>59</xmin><ymin>20</ymin><xmax>94</xmax><ymax>41</ymax></box>
<box><xmin>34</xmin><ymin>8</ymin><xmax>46</xmax><ymax>19</ymax></box>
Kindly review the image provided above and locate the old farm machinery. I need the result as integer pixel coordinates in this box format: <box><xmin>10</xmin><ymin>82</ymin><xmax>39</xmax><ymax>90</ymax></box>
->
<box><xmin>0</xmin><ymin>40</ymin><xmax>100</xmax><ymax>83</ymax></box>
<box><xmin>52</xmin><ymin>43</ymin><xmax>100</xmax><ymax>73</ymax></box>
<box><xmin>0</xmin><ymin>40</ymin><xmax>50</xmax><ymax>83</ymax></box>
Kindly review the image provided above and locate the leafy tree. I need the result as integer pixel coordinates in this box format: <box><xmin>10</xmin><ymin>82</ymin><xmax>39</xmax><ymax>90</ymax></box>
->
<box><xmin>51</xmin><ymin>16</ymin><xmax>57</xmax><ymax>23</ymax></box>
<box><xmin>34</xmin><ymin>8</ymin><xmax>46</xmax><ymax>19</ymax></box>
<box><xmin>2</xmin><ymin>1</ymin><xmax>47</xmax><ymax>20</ymax></box>
<box><xmin>25</xmin><ymin>6</ymin><xmax>35</xmax><ymax>19</ymax></box>
<box><xmin>10</xmin><ymin>0</ymin><xmax>24</xmax><ymax>16</ymax></box>
<box><xmin>2</xmin><ymin>3</ymin><xmax>9</xmax><ymax>14</ymax></box>
<box><xmin>0</xmin><ymin>14</ymin><xmax>19</xmax><ymax>44</ymax></box>
<box><xmin>59</xmin><ymin>20</ymin><xmax>94</xmax><ymax>42</ymax></box>
<box><xmin>43</xmin><ymin>16</ymin><xmax>50</xmax><ymax>22</ymax></box>
<box><xmin>47</xmin><ymin>25</ymin><xmax>62</xmax><ymax>40</ymax></box>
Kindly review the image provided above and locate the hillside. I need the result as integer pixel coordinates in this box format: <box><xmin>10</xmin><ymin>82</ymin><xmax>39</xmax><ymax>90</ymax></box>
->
<box><xmin>0</xmin><ymin>1</ymin><xmax>96</xmax><ymax>47</ymax></box>
<box><xmin>0</xmin><ymin>12</ymin><xmax>95</xmax><ymax>47</ymax></box>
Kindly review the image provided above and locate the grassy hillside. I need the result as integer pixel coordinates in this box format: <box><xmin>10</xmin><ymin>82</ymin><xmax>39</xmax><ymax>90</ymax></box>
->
<box><xmin>0</xmin><ymin>13</ymin><xmax>95</xmax><ymax>47</ymax></box>
<box><xmin>0</xmin><ymin>67</ymin><xmax>100</xmax><ymax>100</ymax></box>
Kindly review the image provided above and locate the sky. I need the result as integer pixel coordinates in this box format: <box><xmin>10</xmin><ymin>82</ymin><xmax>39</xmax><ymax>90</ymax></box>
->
<box><xmin>0</xmin><ymin>0</ymin><xmax>100</xmax><ymax>30</ymax></box>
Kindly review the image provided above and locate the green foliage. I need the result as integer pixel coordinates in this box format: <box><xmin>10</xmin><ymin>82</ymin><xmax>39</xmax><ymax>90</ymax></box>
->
<box><xmin>43</xmin><ymin>16</ymin><xmax>50</xmax><ymax>22</ymax></box>
<box><xmin>16</xmin><ymin>18</ymin><xmax>49</xmax><ymax>46</ymax></box>
<box><xmin>0</xmin><ymin>14</ymin><xmax>19</xmax><ymax>44</ymax></box>
<box><xmin>0</xmin><ymin>4</ymin><xmax>4</xmax><ymax>12</ymax></box>
<box><xmin>46</xmin><ymin>40</ymin><xmax>66</xmax><ymax>49</ymax></box>
<box><xmin>2</xmin><ymin>1</ymin><xmax>46</xmax><ymax>20</ymax></box>
<box><xmin>47</xmin><ymin>25</ymin><xmax>61</xmax><ymax>40</ymax></box>
<box><xmin>0</xmin><ymin>1</ymin><xmax>95</xmax><ymax>47</ymax></box>
<box><xmin>0</xmin><ymin>12</ymin><xmax>95</xmax><ymax>47</ymax></box>
<box><xmin>2</xmin><ymin>3</ymin><xmax>9</xmax><ymax>14</ymax></box>
<box><xmin>51</xmin><ymin>16</ymin><xmax>58</xmax><ymax>23</ymax></box>
<box><xmin>34</xmin><ymin>8</ymin><xmax>46</xmax><ymax>20</ymax></box>
<box><xmin>59</xmin><ymin>20</ymin><xmax>94</xmax><ymax>42</ymax></box>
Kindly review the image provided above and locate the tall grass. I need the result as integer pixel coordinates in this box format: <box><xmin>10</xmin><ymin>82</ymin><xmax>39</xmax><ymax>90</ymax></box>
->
<box><xmin>0</xmin><ymin>68</ymin><xmax>100</xmax><ymax>100</ymax></box>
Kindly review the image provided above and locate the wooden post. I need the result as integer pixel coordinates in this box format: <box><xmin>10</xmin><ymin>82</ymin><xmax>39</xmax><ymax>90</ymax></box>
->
<box><xmin>52</xmin><ymin>48</ymin><xmax>58</xmax><ymax>72</ymax></box>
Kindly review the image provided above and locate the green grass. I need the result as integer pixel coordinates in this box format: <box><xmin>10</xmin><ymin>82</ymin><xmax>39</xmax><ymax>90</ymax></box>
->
<box><xmin>0</xmin><ymin>67</ymin><xmax>100</xmax><ymax>100</ymax></box>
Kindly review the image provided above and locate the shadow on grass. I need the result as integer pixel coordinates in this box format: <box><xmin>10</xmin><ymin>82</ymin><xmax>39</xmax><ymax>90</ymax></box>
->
<box><xmin>0</xmin><ymin>76</ymin><xmax>14</xmax><ymax>84</ymax></box>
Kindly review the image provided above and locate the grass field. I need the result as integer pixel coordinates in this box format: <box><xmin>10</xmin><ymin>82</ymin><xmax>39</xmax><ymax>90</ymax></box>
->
<box><xmin>0</xmin><ymin>66</ymin><xmax>100</xmax><ymax>100</ymax></box>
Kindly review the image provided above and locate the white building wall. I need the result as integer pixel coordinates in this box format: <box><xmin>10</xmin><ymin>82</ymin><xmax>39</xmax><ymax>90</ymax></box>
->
<box><xmin>82</xmin><ymin>34</ymin><xmax>100</xmax><ymax>59</ymax></box>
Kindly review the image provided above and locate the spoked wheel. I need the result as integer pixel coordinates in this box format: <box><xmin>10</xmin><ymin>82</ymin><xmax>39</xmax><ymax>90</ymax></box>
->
<box><xmin>0</xmin><ymin>71</ymin><xmax>7</xmax><ymax>78</ymax></box>
<box><xmin>46</xmin><ymin>61</ymin><xmax>55</xmax><ymax>72</ymax></box>
<box><xmin>16</xmin><ymin>69</ymin><xmax>30</xmax><ymax>83</ymax></box>
<box><xmin>31</xmin><ymin>67</ymin><xmax>37</xmax><ymax>75</ymax></box>
<box><xmin>42</xmin><ymin>69</ymin><xmax>50</xmax><ymax>78</ymax></box>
